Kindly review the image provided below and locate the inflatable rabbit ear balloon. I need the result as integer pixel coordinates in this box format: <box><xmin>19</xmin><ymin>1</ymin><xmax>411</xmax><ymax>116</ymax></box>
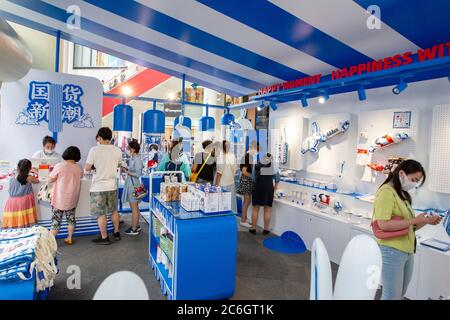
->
<box><xmin>310</xmin><ymin>238</ymin><xmax>333</xmax><ymax>300</ymax></box>
<box><xmin>333</xmin><ymin>235</ymin><xmax>382</xmax><ymax>300</ymax></box>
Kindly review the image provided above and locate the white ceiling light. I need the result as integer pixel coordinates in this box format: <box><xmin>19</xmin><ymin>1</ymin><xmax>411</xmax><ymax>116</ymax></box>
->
<box><xmin>122</xmin><ymin>85</ymin><xmax>132</xmax><ymax>96</ymax></box>
<box><xmin>167</xmin><ymin>92</ymin><xmax>176</xmax><ymax>100</ymax></box>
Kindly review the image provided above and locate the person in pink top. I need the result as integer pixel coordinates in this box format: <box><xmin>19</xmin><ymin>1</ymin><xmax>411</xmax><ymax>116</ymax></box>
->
<box><xmin>47</xmin><ymin>146</ymin><xmax>83</xmax><ymax>245</ymax></box>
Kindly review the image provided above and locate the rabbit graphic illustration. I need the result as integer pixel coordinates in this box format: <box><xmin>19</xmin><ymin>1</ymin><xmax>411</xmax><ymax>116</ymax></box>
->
<box><xmin>301</xmin><ymin>122</ymin><xmax>326</xmax><ymax>154</ymax></box>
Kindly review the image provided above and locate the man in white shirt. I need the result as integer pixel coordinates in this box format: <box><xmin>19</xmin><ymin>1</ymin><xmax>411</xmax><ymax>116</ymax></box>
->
<box><xmin>32</xmin><ymin>136</ymin><xmax>62</xmax><ymax>161</ymax></box>
<box><xmin>85</xmin><ymin>127</ymin><xmax>123</xmax><ymax>245</ymax></box>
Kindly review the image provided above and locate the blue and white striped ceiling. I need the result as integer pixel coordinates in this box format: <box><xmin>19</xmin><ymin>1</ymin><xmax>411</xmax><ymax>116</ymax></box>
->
<box><xmin>1</xmin><ymin>0</ymin><xmax>449</xmax><ymax>97</ymax></box>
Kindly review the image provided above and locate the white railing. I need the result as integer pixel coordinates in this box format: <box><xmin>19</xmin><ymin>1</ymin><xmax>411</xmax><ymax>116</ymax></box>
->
<box><xmin>102</xmin><ymin>64</ymin><xmax>145</xmax><ymax>92</ymax></box>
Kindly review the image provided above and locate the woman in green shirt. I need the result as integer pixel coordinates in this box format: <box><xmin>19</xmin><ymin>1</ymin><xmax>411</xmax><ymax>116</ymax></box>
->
<box><xmin>157</xmin><ymin>138</ymin><xmax>191</xmax><ymax>181</ymax></box>
<box><xmin>373</xmin><ymin>160</ymin><xmax>441</xmax><ymax>300</ymax></box>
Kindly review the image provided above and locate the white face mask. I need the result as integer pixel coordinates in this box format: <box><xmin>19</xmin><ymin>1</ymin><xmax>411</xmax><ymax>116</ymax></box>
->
<box><xmin>44</xmin><ymin>148</ymin><xmax>54</xmax><ymax>156</ymax></box>
<box><xmin>400</xmin><ymin>172</ymin><xmax>418</xmax><ymax>191</ymax></box>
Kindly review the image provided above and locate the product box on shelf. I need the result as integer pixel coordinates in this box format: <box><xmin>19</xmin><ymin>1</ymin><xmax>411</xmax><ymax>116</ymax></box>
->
<box><xmin>160</xmin><ymin>233</ymin><xmax>174</xmax><ymax>262</ymax></box>
<box><xmin>160</xmin><ymin>182</ymin><xmax>188</xmax><ymax>202</ymax></box>
<box><xmin>180</xmin><ymin>191</ymin><xmax>200</xmax><ymax>212</ymax></box>
<box><xmin>218</xmin><ymin>187</ymin><xmax>232</xmax><ymax>212</ymax></box>
<box><xmin>197</xmin><ymin>185</ymin><xmax>219</xmax><ymax>213</ymax></box>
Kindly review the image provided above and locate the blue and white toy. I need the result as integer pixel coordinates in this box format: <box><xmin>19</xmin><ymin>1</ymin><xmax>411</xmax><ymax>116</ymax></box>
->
<box><xmin>276</xmin><ymin>126</ymin><xmax>289</xmax><ymax>165</ymax></box>
<box><xmin>312</xmin><ymin>193</ymin><xmax>343</xmax><ymax>213</ymax></box>
<box><xmin>324</xmin><ymin>120</ymin><xmax>350</xmax><ymax>139</ymax></box>
<box><xmin>301</xmin><ymin>122</ymin><xmax>326</xmax><ymax>154</ymax></box>
<box><xmin>369</xmin><ymin>132</ymin><xmax>409</xmax><ymax>153</ymax></box>
<box><xmin>443</xmin><ymin>210</ymin><xmax>450</xmax><ymax>237</ymax></box>
<box><xmin>301</xmin><ymin>120</ymin><xmax>350</xmax><ymax>154</ymax></box>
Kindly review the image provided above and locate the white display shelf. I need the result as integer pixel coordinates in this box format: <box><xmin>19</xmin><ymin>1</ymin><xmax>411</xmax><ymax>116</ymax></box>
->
<box><xmin>264</xmin><ymin>196</ymin><xmax>450</xmax><ymax>300</ymax></box>
<box><xmin>273</xmin><ymin>197</ymin><xmax>372</xmax><ymax>233</ymax></box>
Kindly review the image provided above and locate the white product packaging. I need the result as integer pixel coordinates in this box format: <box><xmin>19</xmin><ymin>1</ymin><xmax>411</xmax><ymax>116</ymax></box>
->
<box><xmin>180</xmin><ymin>192</ymin><xmax>199</xmax><ymax>212</ymax></box>
<box><xmin>327</xmin><ymin>182</ymin><xmax>338</xmax><ymax>191</ymax></box>
<box><xmin>218</xmin><ymin>188</ymin><xmax>232</xmax><ymax>212</ymax></box>
<box><xmin>187</xmin><ymin>182</ymin><xmax>197</xmax><ymax>193</ymax></box>
<box><xmin>199</xmin><ymin>187</ymin><xmax>219</xmax><ymax>213</ymax></box>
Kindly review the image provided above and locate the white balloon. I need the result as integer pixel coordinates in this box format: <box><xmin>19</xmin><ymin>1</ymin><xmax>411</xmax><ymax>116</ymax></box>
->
<box><xmin>333</xmin><ymin>235</ymin><xmax>382</xmax><ymax>300</ymax></box>
<box><xmin>93</xmin><ymin>271</ymin><xmax>149</xmax><ymax>300</ymax></box>
<box><xmin>310</xmin><ymin>238</ymin><xmax>333</xmax><ymax>300</ymax></box>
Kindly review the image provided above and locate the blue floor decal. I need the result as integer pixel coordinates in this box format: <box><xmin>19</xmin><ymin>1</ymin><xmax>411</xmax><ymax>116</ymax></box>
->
<box><xmin>263</xmin><ymin>231</ymin><xmax>307</xmax><ymax>254</ymax></box>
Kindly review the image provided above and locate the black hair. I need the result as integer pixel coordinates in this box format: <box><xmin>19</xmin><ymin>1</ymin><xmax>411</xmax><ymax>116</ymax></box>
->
<box><xmin>128</xmin><ymin>139</ymin><xmax>141</xmax><ymax>154</ymax></box>
<box><xmin>259</xmin><ymin>153</ymin><xmax>272</xmax><ymax>166</ymax></box>
<box><xmin>202</xmin><ymin>140</ymin><xmax>212</xmax><ymax>149</ymax></box>
<box><xmin>222</xmin><ymin>140</ymin><xmax>230</xmax><ymax>154</ymax></box>
<box><xmin>62</xmin><ymin>146</ymin><xmax>81</xmax><ymax>162</ymax></box>
<box><xmin>17</xmin><ymin>159</ymin><xmax>32</xmax><ymax>185</ymax></box>
<box><xmin>170</xmin><ymin>139</ymin><xmax>180</xmax><ymax>152</ymax></box>
<box><xmin>42</xmin><ymin>136</ymin><xmax>56</xmax><ymax>146</ymax></box>
<box><xmin>97</xmin><ymin>127</ymin><xmax>113</xmax><ymax>141</ymax></box>
<box><xmin>381</xmin><ymin>159</ymin><xmax>426</xmax><ymax>204</ymax></box>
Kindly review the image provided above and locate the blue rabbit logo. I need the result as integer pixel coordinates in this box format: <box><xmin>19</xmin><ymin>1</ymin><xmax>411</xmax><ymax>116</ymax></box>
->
<box><xmin>301</xmin><ymin>122</ymin><xmax>326</xmax><ymax>154</ymax></box>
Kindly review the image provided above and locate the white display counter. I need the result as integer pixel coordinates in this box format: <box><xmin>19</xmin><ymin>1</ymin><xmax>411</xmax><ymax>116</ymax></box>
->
<box><xmin>242</xmin><ymin>181</ymin><xmax>450</xmax><ymax>300</ymax></box>
<box><xmin>0</xmin><ymin>178</ymin><xmax>114</xmax><ymax>238</ymax></box>
<box><xmin>32</xmin><ymin>179</ymin><xmax>92</xmax><ymax>220</ymax></box>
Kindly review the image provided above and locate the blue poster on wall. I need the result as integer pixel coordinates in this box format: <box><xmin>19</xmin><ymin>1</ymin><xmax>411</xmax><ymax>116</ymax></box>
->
<box><xmin>15</xmin><ymin>81</ymin><xmax>94</xmax><ymax>129</ymax></box>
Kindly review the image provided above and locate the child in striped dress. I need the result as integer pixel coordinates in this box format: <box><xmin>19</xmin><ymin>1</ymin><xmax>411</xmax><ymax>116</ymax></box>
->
<box><xmin>2</xmin><ymin>159</ymin><xmax>39</xmax><ymax>229</ymax></box>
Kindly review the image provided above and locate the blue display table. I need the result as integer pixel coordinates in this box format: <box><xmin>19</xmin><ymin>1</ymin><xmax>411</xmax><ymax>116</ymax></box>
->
<box><xmin>150</xmin><ymin>195</ymin><xmax>237</xmax><ymax>300</ymax></box>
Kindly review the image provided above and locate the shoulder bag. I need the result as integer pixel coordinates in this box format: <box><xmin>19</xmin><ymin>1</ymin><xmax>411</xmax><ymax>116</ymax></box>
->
<box><xmin>371</xmin><ymin>216</ymin><xmax>410</xmax><ymax>239</ymax></box>
<box><xmin>189</xmin><ymin>153</ymin><xmax>211</xmax><ymax>182</ymax></box>
<box><xmin>131</xmin><ymin>176</ymin><xmax>147</xmax><ymax>200</ymax></box>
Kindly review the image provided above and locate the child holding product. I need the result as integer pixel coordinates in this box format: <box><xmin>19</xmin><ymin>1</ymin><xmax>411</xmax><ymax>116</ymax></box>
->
<box><xmin>2</xmin><ymin>159</ymin><xmax>39</xmax><ymax>229</ymax></box>
<box><xmin>47</xmin><ymin>147</ymin><xmax>84</xmax><ymax>245</ymax></box>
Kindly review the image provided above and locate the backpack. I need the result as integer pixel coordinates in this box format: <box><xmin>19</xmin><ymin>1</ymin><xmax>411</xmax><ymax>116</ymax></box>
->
<box><xmin>164</xmin><ymin>154</ymin><xmax>184</xmax><ymax>182</ymax></box>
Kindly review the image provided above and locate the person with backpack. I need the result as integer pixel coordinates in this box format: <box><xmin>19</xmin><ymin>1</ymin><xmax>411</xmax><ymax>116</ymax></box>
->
<box><xmin>157</xmin><ymin>138</ymin><xmax>191</xmax><ymax>182</ymax></box>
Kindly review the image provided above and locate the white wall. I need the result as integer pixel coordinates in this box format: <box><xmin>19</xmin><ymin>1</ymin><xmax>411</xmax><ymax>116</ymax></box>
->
<box><xmin>269</xmin><ymin>78</ymin><xmax>450</xmax><ymax>210</ymax></box>
<box><xmin>8</xmin><ymin>21</ymin><xmax>55</xmax><ymax>71</ymax></box>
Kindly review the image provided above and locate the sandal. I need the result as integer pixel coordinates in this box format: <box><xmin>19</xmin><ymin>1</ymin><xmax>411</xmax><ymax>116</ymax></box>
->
<box><xmin>64</xmin><ymin>238</ymin><xmax>73</xmax><ymax>245</ymax></box>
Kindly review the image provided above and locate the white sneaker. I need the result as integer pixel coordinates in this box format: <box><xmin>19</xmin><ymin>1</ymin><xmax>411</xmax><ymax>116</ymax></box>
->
<box><xmin>240</xmin><ymin>221</ymin><xmax>252</xmax><ymax>228</ymax></box>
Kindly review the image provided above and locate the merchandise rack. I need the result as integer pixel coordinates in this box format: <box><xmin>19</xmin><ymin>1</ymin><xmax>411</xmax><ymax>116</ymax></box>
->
<box><xmin>148</xmin><ymin>172</ymin><xmax>238</xmax><ymax>300</ymax></box>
